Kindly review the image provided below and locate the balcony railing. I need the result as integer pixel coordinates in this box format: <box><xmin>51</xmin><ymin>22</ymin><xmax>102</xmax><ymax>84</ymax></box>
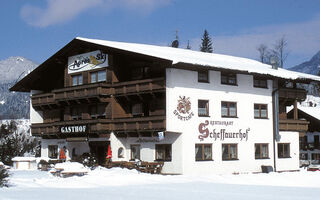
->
<box><xmin>31</xmin><ymin>78</ymin><xmax>165</xmax><ymax>108</ymax></box>
<box><xmin>31</xmin><ymin>93</ymin><xmax>55</xmax><ymax>106</ymax></box>
<box><xmin>279</xmin><ymin>119</ymin><xmax>309</xmax><ymax>132</ymax></box>
<box><xmin>113</xmin><ymin>77</ymin><xmax>165</xmax><ymax>96</ymax></box>
<box><xmin>31</xmin><ymin>115</ymin><xmax>166</xmax><ymax>137</ymax></box>
<box><xmin>53</xmin><ymin>83</ymin><xmax>112</xmax><ymax>103</ymax></box>
<box><xmin>278</xmin><ymin>88</ymin><xmax>307</xmax><ymax>101</ymax></box>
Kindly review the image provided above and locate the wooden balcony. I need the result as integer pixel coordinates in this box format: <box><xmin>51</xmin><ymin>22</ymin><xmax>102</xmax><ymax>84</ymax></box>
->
<box><xmin>112</xmin><ymin>116</ymin><xmax>166</xmax><ymax>132</ymax></box>
<box><xmin>53</xmin><ymin>83</ymin><xmax>112</xmax><ymax>103</ymax></box>
<box><xmin>31</xmin><ymin>78</ymin><xmax>165</xmax><ymax>109</ymax></box>
<box><xmin>113</xmin><ymin>77</ymin><xmax>165</xmax><ymax>96</ymax></box>
<box><xmin>31</xmin><ymin>119</ymin><xmax>106</xmax><ymax>137</ymax></box>
<box><xmin>31</xmin><ymin>115</ymin><xmax>166</xmax><ymax>138</ymax></box>
<box><xmin>278</xmin><ymin>88</ymin><xmax>307</xmax><ymax>101</ymax></box>
<box><xmin>279</xmin><ymin>119</ymin><xmax>309</xmax><ymax>132</ymax></box>
<box><xmin>31</xmin><ymin>93</ymin><xmax>56</xmax><ymax>109</ymax></box>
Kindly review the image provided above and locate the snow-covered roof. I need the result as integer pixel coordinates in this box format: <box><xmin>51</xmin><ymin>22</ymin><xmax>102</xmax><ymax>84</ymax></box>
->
<box><xmin>297</xmin><ymin>105</ymin><xmax>320</xmax><ymax>120</ymax></box>
<box><xmin>77</xmin><ymin>37</ymin><xmax>320</xmax><ymax>82</ymax></box>
<box><xmin>12</xmin><ymin>157</ymin><xmax>36</xmax><ymax>162</ymax></box>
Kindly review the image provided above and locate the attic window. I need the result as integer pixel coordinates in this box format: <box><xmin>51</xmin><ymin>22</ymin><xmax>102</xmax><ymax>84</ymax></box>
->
<box><xmin>253</xmin><ymin>76</ymin><xmax>268</xmax><ymax>88</ymax></box>
<box><xmin>198</xmin><ymin>70</ymin><xmax>209</xmax><ymax>83</ymax></box>
<box><xmin>221</xmin><ymin>72</ymin><xmax>237</xmax><ymax>85</ymax></box>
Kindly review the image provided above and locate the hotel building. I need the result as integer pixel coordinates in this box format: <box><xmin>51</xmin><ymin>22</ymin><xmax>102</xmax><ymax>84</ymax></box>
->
<box><xmin>11</xmin><ymin>37</ymin><xmax>320</xmax><ymax>174</ymax></box>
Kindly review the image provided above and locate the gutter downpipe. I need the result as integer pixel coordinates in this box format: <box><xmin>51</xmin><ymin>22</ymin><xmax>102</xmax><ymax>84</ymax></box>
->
<box><xmin>272</xmin><ymin>79</ymin><xmax>279</xmax><ymax>172</ymax></box>
<box><xmin>271</xmin><ymin>57</ymin><xmax>279</xmax><ymax>172</ymax></box>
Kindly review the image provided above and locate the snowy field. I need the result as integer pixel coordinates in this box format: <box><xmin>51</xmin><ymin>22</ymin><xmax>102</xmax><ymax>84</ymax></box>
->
<box><xmin>1</xmin><ymin>167</ymin><xmax>320</xmax><ymax>200</ymax></box>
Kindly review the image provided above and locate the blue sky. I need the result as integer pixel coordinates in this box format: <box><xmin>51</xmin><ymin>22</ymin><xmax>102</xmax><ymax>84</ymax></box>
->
<box><xmin>1</xmin><ymin>0</ymin><xmax>320</xmax><ymax>68</ymax></box>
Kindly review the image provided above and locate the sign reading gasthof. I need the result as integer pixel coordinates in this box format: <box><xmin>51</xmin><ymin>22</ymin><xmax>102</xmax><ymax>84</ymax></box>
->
<box><xmin>67</xmin><ymin>50</ymin><xmax>108</xmax><ymax>74</ymax></box>
<box><xmin>60</xmin><ymin>125</ymin><xmax>87</xmax><ymax>133</ymax></box>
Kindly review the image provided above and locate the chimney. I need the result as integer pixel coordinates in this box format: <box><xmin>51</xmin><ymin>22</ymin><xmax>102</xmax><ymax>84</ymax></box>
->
<box><xmin>270</xmin><ymin>56</ymin><xmax>278</xmax><ymax>69</ymax></box>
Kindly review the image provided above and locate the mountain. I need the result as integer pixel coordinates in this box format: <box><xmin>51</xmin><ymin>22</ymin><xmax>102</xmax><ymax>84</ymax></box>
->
<box><xmin>0</xmin><ymin>56</ymin><xmax>37</xmax><ymax>84</ymax></box>
<box><xmin>0</xmin><ymin>57</ymin><xmax>38</xmax><ymax>119</ymax></box>
<box><xmin>290</xmin><ymin>51</ymin><xmax>320</xmax><ymax>75</ymax></box>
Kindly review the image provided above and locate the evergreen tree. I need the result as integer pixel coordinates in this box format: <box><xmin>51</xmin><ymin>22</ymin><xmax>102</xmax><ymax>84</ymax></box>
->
<box><xmin>186</xmin><ymin>40</ymin><xmax>191</xmax><ymax>49</ymax></box>
<box><xmin>0</xmin><ymin>120</ymin><xmax>38</xmax><ymax>166</ymax></box>
<box><xmin>0</xmin><ymin>166</ymin><xmax>9</xmax><ymax>187</ymax></box>
<box><xmin>200</xmin><ymin>29</ymin><xmax>213</xmax><ymax>53</ymax></box>
<box><xmin>171</xmin><ymin>30</ymin><xmax>179</xmax><ymax>48</ymax></box>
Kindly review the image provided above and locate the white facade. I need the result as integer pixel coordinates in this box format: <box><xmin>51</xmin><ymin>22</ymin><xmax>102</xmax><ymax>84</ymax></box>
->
<box><xmin>34</xmin><ymin>67</ymin><xmax>300</xmax><ymax>174</ymax></box>
<box><xmin>110</xmin><ymin>68</ymin><xmax>300</xmax><ymax>174</ymax></box>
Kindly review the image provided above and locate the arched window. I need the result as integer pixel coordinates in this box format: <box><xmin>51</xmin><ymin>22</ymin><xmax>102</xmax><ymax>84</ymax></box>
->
<box><xmin>118</xmin><ymin>147</ymin><xmax>124</xmax><ymax>158</ymax></box>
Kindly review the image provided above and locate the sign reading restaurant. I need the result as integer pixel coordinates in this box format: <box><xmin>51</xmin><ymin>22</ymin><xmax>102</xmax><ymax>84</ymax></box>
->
<box><xmin>67</xmin><ymin>50</ymin><xmax>108</xmax><ymax>74</ymax></box>
<box><xmin>60</xmin><ymin>125</ymin><xmax>87</xmax><ymax>134</ymax></box>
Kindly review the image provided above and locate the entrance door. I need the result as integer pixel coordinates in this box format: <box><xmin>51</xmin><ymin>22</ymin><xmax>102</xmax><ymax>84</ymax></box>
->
<box><xmin>89</xmin><ymin>141</ymin><xmax>109</xmax><ymax>165</ymax></box>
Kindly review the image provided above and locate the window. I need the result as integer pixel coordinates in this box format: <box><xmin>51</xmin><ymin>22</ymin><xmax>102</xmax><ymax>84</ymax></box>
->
<box><xmin>198</xmin><ymin>70</ymin><xmax>209</xmax><ymax>83</ymax></box>
<box><xmin>314</xmin><ymin>135</ymin><xmax>319</xmax><ymax>149</ymax></box>
<box><xmin>155</xmin><ymin>144</ymin><xmax>172</xmax><ymax>161</ymax></box>
<box><xmin>72</xmin><ymin>74</ymin><xmax>83</xmax><ymax>86</ymax></box>
<box><xmin>118</xmin><ymin>147</ymin><xmax>124</xmax><ymax>158</ymax></box>
<box><xmin>300</xmin><ymin>153</ymin><xmax>308</xmax><ymax>160</ymax></box>
<box><xmin>195</xmin><ymin>144</ymin><xmax>212</xmax><ymax>161</ymax></box>
<box><xmin>97</xmin><ymin>104</ymin><xmax>106</xmax><ymax>119</ymax></box>
<box><xmin>299</xmin><ymin>136</ymin><xmax>308</xmax><ymax>150</ymax></box>
<box><xmin>221</xmin><ymin>72</ymin><xmax>237</xmax><ymax>85</ymax></box>
<box><xmin>132</xmin><ymin>103</ymin><xmax>143</xmax><ymax>116</ymax></box>
<box><xmin>48</xmin><ymin>145</ymin><xmax>58</xmax><ymax>159</ymax></box>
<box><xmin>278</xmin><ymin>143</ymin><xmax>290</xmax><ymax>158</ymax></box>
<box><xmin>90</xmin><ymin>70</ymin><xmax>106</xmax><ymax>83</ymax></box>
<box><xmin>89</xmin><ymin>105</ymin><xmax>98</xmax><ymax>119</ymax></box>
<box><xmin>130</xmin><ymin>145</ymin><xmax>140</xmax><ymax>160</ymax></box>
<box><xmin>255</xmin><ymin>143</ymin><xmax>269</xmax><ymax>159</ymax></box>
<box><xmin>311</xmin><ymin>153</ymin><xmax>320</xmax><ymax>161</ymax></box>
<box><xmin>198</xmin><ymin>100</ymin><xmax>209</xmax><ymax>117</ymax></box>
<box><xmin>253</xmin><ymin>77</ymin><xmax>268</xmax><ymax>88</ymax></box>
<box><xmin>221</xmin><ymin>102</ymin><xmax>237</xmax><ymax>118</ymax></box>
<box><xmin>254</xmin><ymin>104</ymin><xmax>268</xmax><ymax>118</ymax></box>
<box><xmin>131</xmin><ymin>68</ymin><xmax>143</xmax><ymax>80</ymax></box>
<box><xmin>90</xmin><ymin>104</ymin><xmax>106</xmax><ymax>119</ymax></box>
<box><xmin>222</xmin><ymin>144</ymin><xmax>238</xmax><ymax>160</ymax></box>
<box><xmin>71</xmin><ymin>107</ymin><xmax>81</xmax><ymax>120</ymax></box>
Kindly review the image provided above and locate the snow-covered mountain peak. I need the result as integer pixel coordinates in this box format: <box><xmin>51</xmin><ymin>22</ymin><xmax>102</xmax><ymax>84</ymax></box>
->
<box><xmin>0</xmin><ymin>56</ymin><xmax>38</xmax><ymax>84</ymax></box>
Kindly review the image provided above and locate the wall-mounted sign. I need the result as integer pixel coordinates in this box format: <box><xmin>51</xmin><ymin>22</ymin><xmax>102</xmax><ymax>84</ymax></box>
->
<box><xmin>67</xmin><ymin>50</ymin><xmax>108</xmax><ymax>74</ymax></box>
<box><xmin>198</xmin><ymin>120</ymin><xmax>250</xmax><ymax>142</ymax></box>
<box><xmin>136</xmin><ymin>138</ymin><xmax>160</xmax><ymax>143</ymax></box>
<box><xmin>60</xmin><ymin>125</ymin><xmax>87</xmax><ymax>134</ymax></box>
<box><xmin>173</xmin><ymin>96</ymin><xmax>194</xmax><ymax>121</ymax></box>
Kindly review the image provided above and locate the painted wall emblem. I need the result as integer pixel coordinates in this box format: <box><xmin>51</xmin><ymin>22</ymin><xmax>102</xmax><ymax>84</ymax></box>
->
<box><xmin>198</xmin><ymin>120</ymin><xmax>250</xmax><ymax>141</ymax></box>
<box><xmin>173</xmin><ymin>96</ymin><xmax>194</xmax><ymax>121</ymax></box>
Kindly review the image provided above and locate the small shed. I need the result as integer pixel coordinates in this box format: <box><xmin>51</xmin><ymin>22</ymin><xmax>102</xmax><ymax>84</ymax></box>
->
<box><xmin>12</xmin><ymin>157</ymin><xmax>37</xmax><ymax>170</ymax></box>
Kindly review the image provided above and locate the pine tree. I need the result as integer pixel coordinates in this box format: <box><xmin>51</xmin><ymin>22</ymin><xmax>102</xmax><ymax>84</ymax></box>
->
<box><xmin>200</xmin><ymin>29</ymin><xmax>213</xmax><ymax>53</ymax></box>
<box><xmin>0</xmin><ymin>120</ymin><xmax>38</xmax><ymax>166</ymax></box>
<box><xmin>171</xmin><ymin>30</ymin><xmax>179</xmax><ymax>48</ymax></box>
<box><xmin>186</xmin><ymin>40</ymin><xmax>191</xmax><ymax>49</ymax></box>
<box><xmin>0</xmin><ymin>166</ymin><xmax>9</xmax><ymax>187</ymax></box>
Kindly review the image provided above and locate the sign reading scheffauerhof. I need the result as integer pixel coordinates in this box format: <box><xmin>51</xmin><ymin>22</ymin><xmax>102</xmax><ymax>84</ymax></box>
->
<box><xmin>198</xmin><ymin>120</ymin><xmax>250</xmax><ymax>142</ymax></box>
<box><xmin>68</xmin><ymin>50</ymin><xmax>108</xmax><ymax>74</ymax></box>
<box><xmin>60</xmin><ymin>125</ymin><xmax>87</xmax><ymax>134</ymax></box>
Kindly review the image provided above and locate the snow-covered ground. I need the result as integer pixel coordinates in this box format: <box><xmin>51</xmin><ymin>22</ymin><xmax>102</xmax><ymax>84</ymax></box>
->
<box><xmin>1</xmin><ymin>166</ymin><xmax>320</xmax><ymax>200</ymax></box>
